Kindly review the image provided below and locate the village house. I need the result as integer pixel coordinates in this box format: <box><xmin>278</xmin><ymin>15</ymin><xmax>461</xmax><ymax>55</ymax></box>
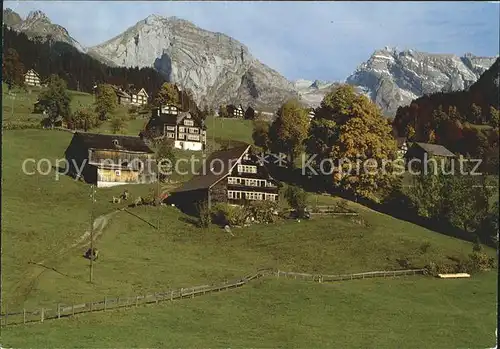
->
<box><xmin>24</xmin><ymin>69</ymin><xmax>41</xmax><ymax>87</ymax></box>
<box><xmin>64</xmin><ymin>132</ymin><xmax>156</xmax><ymax>188</ymax></box>
<box><xmin>127</xmin><ymin>87</ymin><xmax>149</xmax><ymax>106</ymax></box>
<box><xmin>226</xmin><ymin>104</ymin><xmax>245</xmax><ymax>118</ymax></box>
<box><xmin>404</xmin><ymin>142</ymin><xmax>456</xmax><ymax>172</ymax></box>
<box><xmin>111</xmin><ymin>86</ymin><xmax>132</xmax><ymax>105</ymax></box>
<box><xmin>143</xmin><ymin>104</ymin><xmax>207</xmax><ymax>151</ymax></box>
<box><xmin>168</xmin><ymin>144</ymin><xmax>279</xmax><ymax>213</ymax></box>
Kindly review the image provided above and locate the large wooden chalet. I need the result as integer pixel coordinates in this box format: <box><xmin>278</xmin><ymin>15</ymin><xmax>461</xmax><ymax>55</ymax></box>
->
<box><xmin>65</xmin><ymin>133</ymin><xmax>156</xmax><ymax>188</ymax></box>
<box><xmin>143</xmin><ymin>104</ymin><xmax>207</xmax><ymax>151</ymax></box>
<box><xmin>168</xmin><ymin>144</ymin><xmax>279</xmax><ymax>213</ymax></box>
<box><xmin>24</xmin><ymin>69</ymin><xmax>41</xmax><ymax>87</ymax></box>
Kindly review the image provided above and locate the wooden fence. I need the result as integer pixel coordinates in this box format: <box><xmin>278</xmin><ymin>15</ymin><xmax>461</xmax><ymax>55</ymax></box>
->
<box><xmin>276</xmin><ymin>269</ymin><xmax>426</xmax><ymax>282</ymax></box>
<box><xmin>308</xmin><ymin>205</ymin><xmax>359</xmax><ymax>216</ymax></box>
<box><xmin>0</xmin><ymin>268</ymin><xmax>425</xmax><ymax>327</ymax></box>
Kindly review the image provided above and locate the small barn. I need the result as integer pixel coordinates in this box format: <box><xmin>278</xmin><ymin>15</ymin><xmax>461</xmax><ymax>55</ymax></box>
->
<box><xmin>404</xmin><ymin>142</ymin><xmax>456</xmax><ymax>172</ymax></box>
<box><xmin>64</xmin><ymin>132</ymin><xmax>156</xmax><ymax>187</ymax></box>
<box><xmin>168</xmin><ymin>144</ymin><xmax>279</xmax><ymax>214</ymax></box>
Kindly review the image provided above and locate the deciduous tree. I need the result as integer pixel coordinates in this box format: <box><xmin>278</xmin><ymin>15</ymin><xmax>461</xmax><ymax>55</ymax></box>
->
<box><xmin>37</xmin><ymin>74</ymin><xmax>71</xmax><ymax>127</ymax></box>
<box><xmin>268</xmin><ymin>98</ymin><xmax>309</xmax><ymax>167</ymax></box>
<box><xmin>154</xmin><ymin>82</ymin><xmax>179</xmax><ymax>107</ymax></box>
<box><xmin>252</xmin><ymin>119</ymin><xmax>271</xmax><ymax>153</ymax></box>
<box><xmin>2</xmin><ymin>48</ymin><xmax>25</xmax><ymax>90</ymax></box>
<box><xmin>306</xmin><ymin>84</ymin><xmax>398</xmax><ymax>200</ymax></box>
<box><xmin>95</xmin><ymin>84</ymin><xmax>117</xmax><ymax>120</ymax></box>
<box><xmin>71</xmin><ymin>107</ymin><xmax>99</xmax><ymax>131</ymax></box>
<box><xmin>110</xmin><ymin>114</ymin><xmax>128</xmax><ymax>134</ymax></box>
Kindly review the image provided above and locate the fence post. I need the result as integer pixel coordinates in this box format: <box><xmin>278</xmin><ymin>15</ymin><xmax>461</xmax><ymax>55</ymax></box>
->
<box><xmin>180</xmin><ymin>288</ymin><xmax>183</xmax><ymax>298</ymax></box>
<box><xmin>90</xmin><ymin>301</ymin><xmax>93</xmax><ymax>313</ymax></box>
<box><xmin>41</xmin><ymin>308</ymin><xmax>44</xmax><ymax>323</ymax></box>
<box><xmin>276</xmin><ymin>269</ymin><xmax>279</xmax><ymax>278</ymax></box>
<box><xmin>135</xmin><ymin>296</ymin><xmax>139</xmax><ymax>307</ymax></box>
<box><xmin>4</xmin><ymin>305</ymin><xmax>7</xmax><ymax>326</ymax></box>
<box><xmin>156</xmin><ymin>293</ymin><xmax>159</xmax><ymax>305</ymax></box>
<box><xmin>58</xmin><ymin>304</ymin><xmax>61</xmax><ymax>319</ymax></box>
<box><xmin>117</xmin><ymin>297</ymin><xmax>120</xmax><ymax>308</ymax></box>
<box><xmin>170</xmin><ymin>291</ymin><xmax>173</xmax><ymax>301</ymax></box>
<box><xmin>104</xmin><ymin>297</ymin><xmax>107</xmax><ymax>312</ymax></box>
<box><xmin>72</xmin><ymin>303</ymin><xmax>75</xmax><ymax>316</ymax></box>
<box><xmin>23</xmin><ymin>308</ymin><xmax>26</xmax><ymax>324</ymax></box>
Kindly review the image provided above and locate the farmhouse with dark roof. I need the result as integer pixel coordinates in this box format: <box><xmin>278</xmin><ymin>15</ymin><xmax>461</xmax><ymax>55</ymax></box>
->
<box><xmin>64</xmin><ymin>132</ymin><xmax>156</xmax><ymax>187</ymax></box>
<box><xmin>168</xmin><ymin>144</ymin><xmax>279</xmax><ymax>213</ymax></box>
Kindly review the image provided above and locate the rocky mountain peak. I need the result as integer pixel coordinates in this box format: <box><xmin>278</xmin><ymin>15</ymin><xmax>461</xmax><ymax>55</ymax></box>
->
<box><xmin>89</xmin><ymin>13</ymin><xmax>296</xmax><ymax>109</ymax></box>
<box><xmin>6</xmin><ymin>8</ymin><xmax>87</xmax><ymax>53</ymax></box>
<box><xmin>25</xmin><ymin>10</ymin><xmax>50</xmax><ymax>22</ymax></box>
<box><xmin>3</xmin><ymin>8</ymin><xmax>23</xmax><ymax>27</ymax></box>
<box><xmin>346</xmin><ymin>47</ymin><xmax>497</xmax><ymax>116</ymax></box>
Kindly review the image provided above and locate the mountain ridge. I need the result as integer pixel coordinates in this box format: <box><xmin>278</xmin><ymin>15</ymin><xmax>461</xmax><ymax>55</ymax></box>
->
<box><xmin>3</xmin><ymin>8</ymin><xmax>497</xmax><ymax>115</ymax></box>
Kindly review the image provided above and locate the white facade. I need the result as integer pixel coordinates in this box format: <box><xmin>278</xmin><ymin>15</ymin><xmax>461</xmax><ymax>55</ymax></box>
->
<box><xmin>25</xmin><ymin>69</ymin><xmax>41</xmax><ymax>87</ymax></box>
<box><xmin>97</xmin><ymin>181</ymin><xmax>130</xmax><ymax>188</ymax></box>
<box><xmin>130</xmin><ymin>88</ymin><xmax>149</xmax><ymax>106</ymax></box>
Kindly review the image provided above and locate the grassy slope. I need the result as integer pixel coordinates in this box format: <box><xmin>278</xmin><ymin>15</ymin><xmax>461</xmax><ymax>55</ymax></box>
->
<box><xmin>2</xmin><ymin>84</ymin><xmax>95</xmax><ymax>126</ymax></box>
<box><xmin>3</xmin><ymin>130</ymin><xmax>496</xmax><ymax>300</ymax></box>
<box><xmin>1</xmin><ymin>273</ymin><xmax>497</xmax><ymax>348</ymax></box>
<box><xmin>2</xmin><ymin>117</ymin><xmax>497</xmax><ymax>347</ymax></box>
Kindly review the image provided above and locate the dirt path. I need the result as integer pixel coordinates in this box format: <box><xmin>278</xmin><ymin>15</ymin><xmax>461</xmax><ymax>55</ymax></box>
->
<box><xmin>7</xmin><ymin>210</ymin><xmax>121</xmax><ymax>307</ymax></box>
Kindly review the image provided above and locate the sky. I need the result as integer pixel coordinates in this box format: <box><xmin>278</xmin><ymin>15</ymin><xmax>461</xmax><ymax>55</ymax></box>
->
<box><xmin>4</xmin><ymin>1</ymin><xmax>500</xmax><ymax>82</ymax></box>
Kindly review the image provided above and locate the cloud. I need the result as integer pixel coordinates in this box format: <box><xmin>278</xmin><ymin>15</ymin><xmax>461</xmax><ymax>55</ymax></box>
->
<box><xmin>4</xmin><ymin>1</ymin><xmax>499</xmax><ymax>81</ymax></box>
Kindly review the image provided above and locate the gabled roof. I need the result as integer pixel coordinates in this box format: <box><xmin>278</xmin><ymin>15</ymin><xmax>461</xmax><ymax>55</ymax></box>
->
<box><xmin>73</xmin><ymin>132</ymin><xmax>154</xmax><ymax>153</ymax></box>
<box><xmin>126</xmin><ymin>87</ymin><xmax>149</xmax><ymax>97</ymax></box>
<box><xmin>411</xmin><ymin>142</ymin><xmax>456</xmax><ymax>157</ymax></box>
<box><xmin>25</xmin><ymin>69</ymin><xmax>40</xmax><ymax>78</ymax></box>
<box><xmin>172</xmin><ymin>145</ymin><xmax>251</xmax><ymax>193</ymax></box>
<box><xmin>396</xmin><ymin>137</ymin><xmax>407</xmax><ymax>148</ymax></box>
<box><xmin>151</xmin><ymin>109</ymin><xmax>205</xmax><ymax>129</ymax></box>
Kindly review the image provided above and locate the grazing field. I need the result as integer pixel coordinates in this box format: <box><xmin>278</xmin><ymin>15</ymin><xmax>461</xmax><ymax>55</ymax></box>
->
<box><xmin>2</xmin><ymin>84</ymin><xmax>95</xmax><ymax>127</ymax></box>
<box><xmin>1</xmin><ymin>273</ymin><xmax>497</xmax><ymax>348</ymax></box>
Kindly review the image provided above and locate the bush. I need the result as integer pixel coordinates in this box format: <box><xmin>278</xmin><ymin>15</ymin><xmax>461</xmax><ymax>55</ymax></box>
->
<box><xmin>467</xmin><ymin>251</ymin><xmax>495</xmax><ymax>272</ymax></box>
<box><xmin>247</xmin><ymin>200</ymin><xmax>279</xmax><ymax>224</ymax></box>
<box><xmin>197</xmin><ymin>201</ymin><xmax>211</xmax><ymax>228</ymax></box>
<box><xmin>3</xmin><ymin>122</ymin><xmax>42</xmax><ymax>130</ymax></box>
<box><xmin>283</xmin><ymin>185</ymin><xmax>308</xmax><ymax>218</ymax></box>
<box><xmin>425</xmin><ymin>261</ymin><xmax>458</xmax><ymax>276</ymax></box>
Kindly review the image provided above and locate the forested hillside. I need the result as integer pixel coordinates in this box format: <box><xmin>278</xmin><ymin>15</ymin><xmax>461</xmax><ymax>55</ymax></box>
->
<box><xmin>393</xmin><ymin>58</ymin><xmax>499</xmax><ymax>173</ymax></box>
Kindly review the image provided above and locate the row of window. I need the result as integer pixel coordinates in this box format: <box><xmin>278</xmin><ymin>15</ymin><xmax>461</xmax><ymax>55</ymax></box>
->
<box><xmin>227</xmin><ymin>190</ymin><xmax>277</xmax><ymax>201</ymax></box>
<box><xmin>184</xmin><ymin>119</ymin><xmax>194</xmax><ymax>126</ymax></box>
<box><xmin>237</xmin><ymin>165</ymin><xmax>257</xmax><ymax>174</ymax></box>
<box><xmin>166</xmin><ymin>133</ymin><xmax>205</xmax><ymax>142</ymax></box>
<box><xmin>178</xmin><ymin>127</ymin><xmax>199</xmax><ymax>134</ymax></box>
